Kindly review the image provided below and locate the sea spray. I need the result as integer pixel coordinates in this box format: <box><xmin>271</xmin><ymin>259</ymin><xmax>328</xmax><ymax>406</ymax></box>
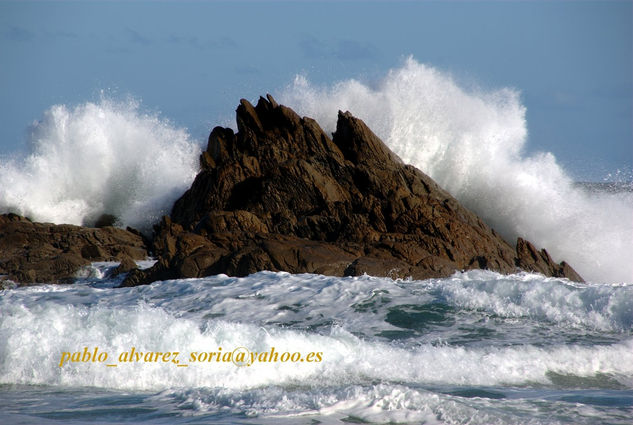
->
<box><xmin>278</xmin><ymin>57</ymin><xmax>633</xmax><ymax>284</ymax></box>
<box><xmin>0</xmin><ymin>96</ymin><xmax>200</xmax><ymax>232</ymax></box>
<box><xmin>0</xmin><ymin>59</ymin><xmax>630</xmax><ymax>284</ymax></box>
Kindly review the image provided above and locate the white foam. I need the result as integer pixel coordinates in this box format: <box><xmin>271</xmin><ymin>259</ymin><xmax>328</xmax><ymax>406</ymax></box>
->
<box><xmin>2</xmin><ymin>60</ymin><xmax>629</xmax><ymax>283</ymax></box>
<box><xmin>440</xmin><ymin>270</ymin><xmax>633</xmax><ymax>332</ymax></box>
<box><xmin>154</xmin><ymin>384</ymin><xmax>457</xmax><ymax>425</ymax></box>
<box><xmin>0</xmin><ymin>96</ymin><xmax>200</xmax><ymax>231</ymax></box>
<box><xmin>201</xmin><ymin>271</ymin><xmax>629</xmax><ymax>335</ymax></box>
<box><xmin>1</xmin><ymin>297</ymin><xmax>632</xmax><ymax>391</ymax></box>
<box><xmin>278</xmin><ymin>57</ymin><xmax>633</xmax><ymax>284</ymax></box>
<box><xmin>157</xmin><ymin>382</ymin><xmax>628</xmax><ymax>425</ymax></box>
<box><xmin>1</xmin><ymin>273</ymin><xmax>632</xmax><ymax>392</ymax></box>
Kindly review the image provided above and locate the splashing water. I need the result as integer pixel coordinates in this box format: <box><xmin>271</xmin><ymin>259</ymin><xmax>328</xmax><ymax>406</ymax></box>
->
<box><xmin>0</xmin><ymin>97</ymin><xmax>200</xmax><ymax>232</ymax></box>
<box><xmin>278</xmin><ymin>57</ymin><xmax>633</xmax><ymax>284</ymax></box>
<box><xmin>0</xmin><ymin>59</ymin><xmax>630</xmax><ymax>283</ymax></box>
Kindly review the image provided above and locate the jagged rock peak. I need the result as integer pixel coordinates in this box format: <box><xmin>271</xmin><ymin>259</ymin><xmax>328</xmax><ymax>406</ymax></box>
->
<box><xmin>123</xmin><ymin>95</ymin><xmax>583</xmax><ymax>287</ymax></box>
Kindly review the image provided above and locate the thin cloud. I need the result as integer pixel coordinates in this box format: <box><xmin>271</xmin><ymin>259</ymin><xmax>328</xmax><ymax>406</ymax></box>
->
<box><xmin>334</xmin><ymin>39</ymin><xmax>378</xmax><ymax>61</ymax></box>
<box><xmin>234</xmin><ymin>65</ymin><xmax>260</xmax><ymax>75</ymax></box>
<box><xmin>125</xmin><ymin>28</ymin><xmax>152</xmax><ymax>46</ymax></box>
<box><xmin>299</xmin><ymin>36</ymin><xmax>379</xmax><ymax>61</ymax></box>
<box><xmin>1</xmin><ymin>26</ymin><xmax>35</xmax><ymax>42</ymax></box>
<box><xmin>218</xmin><ymin>36</ymin><xmax>237</xmax><ymax>49</ymax></box>
<box><xmin>166</xmin><ymin>33</ymin><xmax>237</xmax><ymax>50</ymax></box>
<box><xmin>47</xmin><ymin>30</ymin><xmax>79</xmax><ymax>40</ymax></box>
<box><xmin>298</xmin><ymin>36</ymin><xmax>329</xmax><ymax>60</ymax></box>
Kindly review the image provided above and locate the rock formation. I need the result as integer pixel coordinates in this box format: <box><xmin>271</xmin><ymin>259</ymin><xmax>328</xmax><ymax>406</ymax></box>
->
<box><xmin>122</xmin><ymin>95</ymin><xmax>583</xmax><ymax>287</ymax></box>
<box><xmin>0</xmin><ymin>213</ymin><xmax>149</xmax><ymax>285</ymax></box>
<box><xmin>515</xmin><ymin>237</ymin><xmax>582</xmax><ymax>281</ymax></box>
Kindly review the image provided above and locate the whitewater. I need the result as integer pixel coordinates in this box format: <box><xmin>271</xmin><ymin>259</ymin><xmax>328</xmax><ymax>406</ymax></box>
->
<box><xmin>1</xmin><ymin>59</ymin><xmax>631</xmax><ymax>283</ymax></box>
<box><xmin>0</xmin><ymin>96</ymin><xmax>200</xmax><ymax>232</ymax></box>
<box><xmin>278</xmin><ymin>58</ymin><xmax>633</xmax><ymax>285</ymax></box>
<box><xmin>1</xmin><ymin>58</ymin><xmax>633</xmax><ymax>424</ymax></box>
<box><xmin>1</xmin><ymin>266</ymin><xmax>632</xmax><ymax>424</ymax></box>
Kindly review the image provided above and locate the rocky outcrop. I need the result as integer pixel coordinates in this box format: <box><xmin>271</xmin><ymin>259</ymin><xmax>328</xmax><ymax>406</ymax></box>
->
<box><xmin>515</xmin><ymin>237</ymin><xmax>583</xmax><ymax>282</ymax></box>
<box><xmin>123</xmin><ymin>95</ymin><xmax>582</xmax><ymax>287</ymax></box>
<box><xmin>0</xmin><ymin>213</ymin><xmax>149</xmax><ymax>285</ymax></box>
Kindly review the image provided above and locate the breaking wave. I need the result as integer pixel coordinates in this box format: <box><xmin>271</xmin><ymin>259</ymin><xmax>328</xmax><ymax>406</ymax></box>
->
<box><xmin>279</xmin><ymin>57</ymin><xmax>633</xmax><ymax>284</ymax></box>
<box><xmin>0</xmin><ymin>97</ymin><xmax>200</xmax><ymax>231</ymax></box>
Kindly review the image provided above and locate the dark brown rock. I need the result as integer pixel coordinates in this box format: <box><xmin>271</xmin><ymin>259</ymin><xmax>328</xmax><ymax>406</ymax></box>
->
<box><xmin>110</xmin><ymin>255</ymin><xmax>138</xmax><ymax>277</ymax></box>
<box><xmin>123</xmin><ymin>95</ymin><xmax>582</xmax><ymax>286</ymax></box>
<box><xmin>93</xmin><ymin>213</ymin><xmax>118</xmax><ymax>228</ymax></box>
<box><xmin>0</xmin><ymin>214</ymin><xmax>149</xmax><ymax>286</ymax></box>
<box><xmin>515</xmin><ymin>237</ymin><xmax>584</xmax><ymax>282</ymax></box>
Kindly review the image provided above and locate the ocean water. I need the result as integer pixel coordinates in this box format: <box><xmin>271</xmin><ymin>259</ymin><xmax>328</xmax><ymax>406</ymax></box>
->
<box><xmin>1</xmin><ymin>266</ymin><xmax>632</xmax><ymax>424</ymax></box>
<box><xmin>1</xmin><ymin>59</ymin><xmax>633</xmax><ymax>423</ymax></box>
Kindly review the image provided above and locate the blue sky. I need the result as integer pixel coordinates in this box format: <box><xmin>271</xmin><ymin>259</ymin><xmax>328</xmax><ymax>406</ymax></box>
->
<box><xmin>1</xmin><ymin>0</ymin><xmax>631</xmax><ymax>181</ymax></box>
